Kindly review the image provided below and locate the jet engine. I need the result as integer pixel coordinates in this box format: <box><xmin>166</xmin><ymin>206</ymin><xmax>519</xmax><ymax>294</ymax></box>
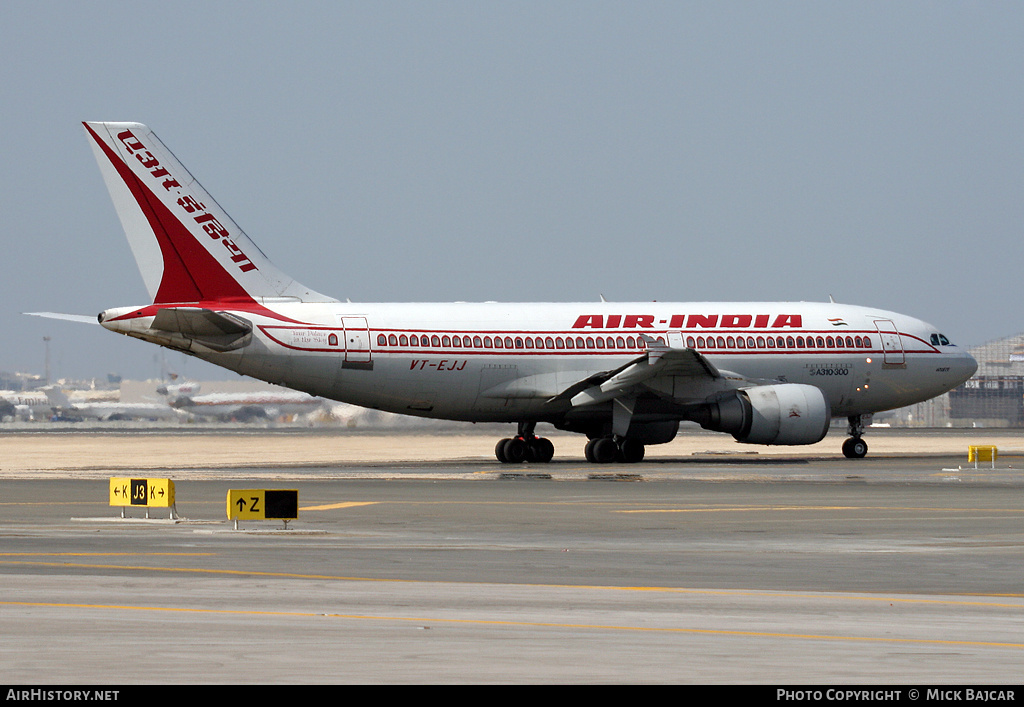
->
<box><xmin>696</xmin><ymin>384</ymin><xmax>830</xmax><ymax>445</ymax></box>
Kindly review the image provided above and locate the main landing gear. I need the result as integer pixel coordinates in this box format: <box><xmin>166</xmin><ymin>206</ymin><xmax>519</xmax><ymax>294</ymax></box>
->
<box><xmin>495</xmin><ymin>422</ymin><xmax>555</xmax><ymax>464</ymax></box>
<box><xmin>494</xmin><ymin>423</ymin><xmax>649</xmax><ymax>465</ymax></box>
<box><xmin>842</xmin><ymin>414</ymin><xmax>868</xmax><ymax>459</ymax></box>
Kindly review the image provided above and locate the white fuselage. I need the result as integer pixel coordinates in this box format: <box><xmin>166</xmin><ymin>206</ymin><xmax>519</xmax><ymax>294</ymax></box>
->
<box><xmin>102</xmin><ymin>299</ymin><xmax>977</xmax><ymax>426</ymax></box>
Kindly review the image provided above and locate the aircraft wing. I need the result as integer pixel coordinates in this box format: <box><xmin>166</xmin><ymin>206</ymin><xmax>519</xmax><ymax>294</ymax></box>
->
<box><xmin>567</xmin><ymin>335</ymin><xmax>720</xmax><ymax>407</ymax></box>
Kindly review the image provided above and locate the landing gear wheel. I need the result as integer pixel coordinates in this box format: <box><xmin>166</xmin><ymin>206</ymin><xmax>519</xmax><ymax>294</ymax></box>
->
<box><xmin>496</xmin><ymin>438</ymin><xmax>512</xmax><ymax>463</ymax></box>
<box><xmin>502</xmin><ymin>437</ymin><xmax>529</xmax><ymax>464</ymax></box>
<box><xmin>842</xmin><ymin>437</ymin><xmax>868</xmax><ymax>459</ymax></box>
<box><xmin>587</xmin><ymin>437</ymin><xmax>618</xmax><ymax>464</ymax></box>
<box><xmin>526</xmin><ymin>437</ymin><xmax>555</xmax><ymax>463</ymax></box>
<box><xmin>617</xmin><ymin>438</ymin><xmax>646</xmax><ymax>464</ymax></box>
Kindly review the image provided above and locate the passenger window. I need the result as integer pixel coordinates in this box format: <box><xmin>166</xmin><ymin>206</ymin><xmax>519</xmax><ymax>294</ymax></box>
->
<box><xmin>389</xmin><ymin>334</ymin><xmax>398</xmax><ymax>346</ymax></box>
<box><xmin>377</xmin><ymin>334</ymin><xmax>387</xmax><ymax>346</ymax></box>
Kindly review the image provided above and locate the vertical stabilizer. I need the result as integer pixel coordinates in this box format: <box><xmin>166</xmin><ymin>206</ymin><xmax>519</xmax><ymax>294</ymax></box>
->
<box><xmin>83</xmin><ymin>122</ymin><xmax>335</xmax><ymax>305</ymax></box>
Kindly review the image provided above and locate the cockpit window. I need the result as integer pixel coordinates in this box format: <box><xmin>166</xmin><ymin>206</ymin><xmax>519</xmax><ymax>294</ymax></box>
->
<box><xmin>940</xmin><ymin>334</ymin><xmax>950</xmax><ymax>346</ymax></box>
<box><xmin>931</xmin><ymin>333</ymin><xmax>952</xmax><ymax>346</ymax></box>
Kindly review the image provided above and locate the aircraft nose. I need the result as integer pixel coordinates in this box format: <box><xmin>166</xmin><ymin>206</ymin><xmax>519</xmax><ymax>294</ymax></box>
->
<box><xmin>950</xmin><ymin>351</ymin><xmax>978</xmax><ymax>386</ymax></box>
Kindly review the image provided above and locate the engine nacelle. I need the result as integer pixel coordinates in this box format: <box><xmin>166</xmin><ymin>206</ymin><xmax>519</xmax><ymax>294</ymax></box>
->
<box><xmin>698</xmin><ymin>384</ymin><xmax>830</xmax><ymax>445</ymax></box>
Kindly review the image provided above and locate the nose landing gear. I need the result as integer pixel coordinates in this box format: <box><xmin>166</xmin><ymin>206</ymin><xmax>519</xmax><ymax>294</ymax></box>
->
<box><xmin>842</xmin><ymin>415</ymin><xmax>868</xmax><ymax>459</ymax></box>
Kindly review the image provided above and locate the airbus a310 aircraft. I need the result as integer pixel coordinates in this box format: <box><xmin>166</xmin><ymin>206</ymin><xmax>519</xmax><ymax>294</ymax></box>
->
<box><xmin>72</xmin><ymin>121</ymin><xmax>977</xmax><ymax>462</ymax></box>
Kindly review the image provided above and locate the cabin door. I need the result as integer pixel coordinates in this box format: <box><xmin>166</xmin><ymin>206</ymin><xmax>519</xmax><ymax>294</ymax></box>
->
<box><xmin>874</xmin><ymin>319</ymin><xmax>905</xmax><ymax>366</ymax></box>
<box><xmin>340</xmin><ymin>317</ymin><xmax>372</xmax><ymax>365</ymax></box>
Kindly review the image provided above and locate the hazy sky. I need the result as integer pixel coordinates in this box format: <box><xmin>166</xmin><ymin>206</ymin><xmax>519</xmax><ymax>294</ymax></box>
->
<box><xmin>2</xmin><ymin>2</ymin><xmax>1022</xmax><ymax>383</ymax></box>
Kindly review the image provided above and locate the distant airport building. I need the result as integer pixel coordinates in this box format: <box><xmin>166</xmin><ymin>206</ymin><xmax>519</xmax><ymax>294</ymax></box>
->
<box><xmin>887</xmin><ymin>334</ymin><xmax>1024</xmax><ymax>428</ymax></box>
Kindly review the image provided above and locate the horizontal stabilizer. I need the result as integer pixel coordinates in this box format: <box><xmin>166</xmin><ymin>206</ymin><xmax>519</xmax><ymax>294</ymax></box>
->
<box><xmin>150</xmin><ymin>308</ymin><xmax>252</xmax><ymax>352</ymax></box>
<box><xmin>97</xmin><ymin>306</ymin><xmax>253</xmax><ymax>353</ymax></box>
<box><xmin>24</xmin><ymin>312</ymin><xmax>99</xmax><ymax>325</ymax></box>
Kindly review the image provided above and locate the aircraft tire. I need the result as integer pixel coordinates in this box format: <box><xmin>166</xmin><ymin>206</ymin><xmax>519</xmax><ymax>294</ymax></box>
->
<box><xmin>842</xmin><ymin>437</ymin><xmax>868</xmax><ymax>459</ymax></box>
<box><xmin>591</xmin><ymin>437</ymin><xmax>618</xmax><ymax>464</ymax></box>
<box><xmin>584</xmin><ymin>438</ymin><xmax>598</xmax><ymax>463</ymax></box>
<box><xmin>527</xmin><ymin>437</ymin><xmax>555</xmax><ymax>463</ymax></box>
<box><xmin>617</xmin><ymin>438</ymin><xmax>645</xmax><ymax>464</ymax></box>
<box><xmin>502</xmin><ymin>437</ymin><xmax>529</xmax><ymax>464</ymax></box>
<box><xmin>496</xmin><ymin>438</ymin><xmax>512</xmax><ymax>463</ymax></box>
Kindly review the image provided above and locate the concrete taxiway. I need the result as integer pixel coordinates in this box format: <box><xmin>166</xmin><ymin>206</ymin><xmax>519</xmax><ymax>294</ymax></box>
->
<box><xmin>1</xmin><ymin>427</ymin><xmax>1023</xmax><ymax>683</ymax></box>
